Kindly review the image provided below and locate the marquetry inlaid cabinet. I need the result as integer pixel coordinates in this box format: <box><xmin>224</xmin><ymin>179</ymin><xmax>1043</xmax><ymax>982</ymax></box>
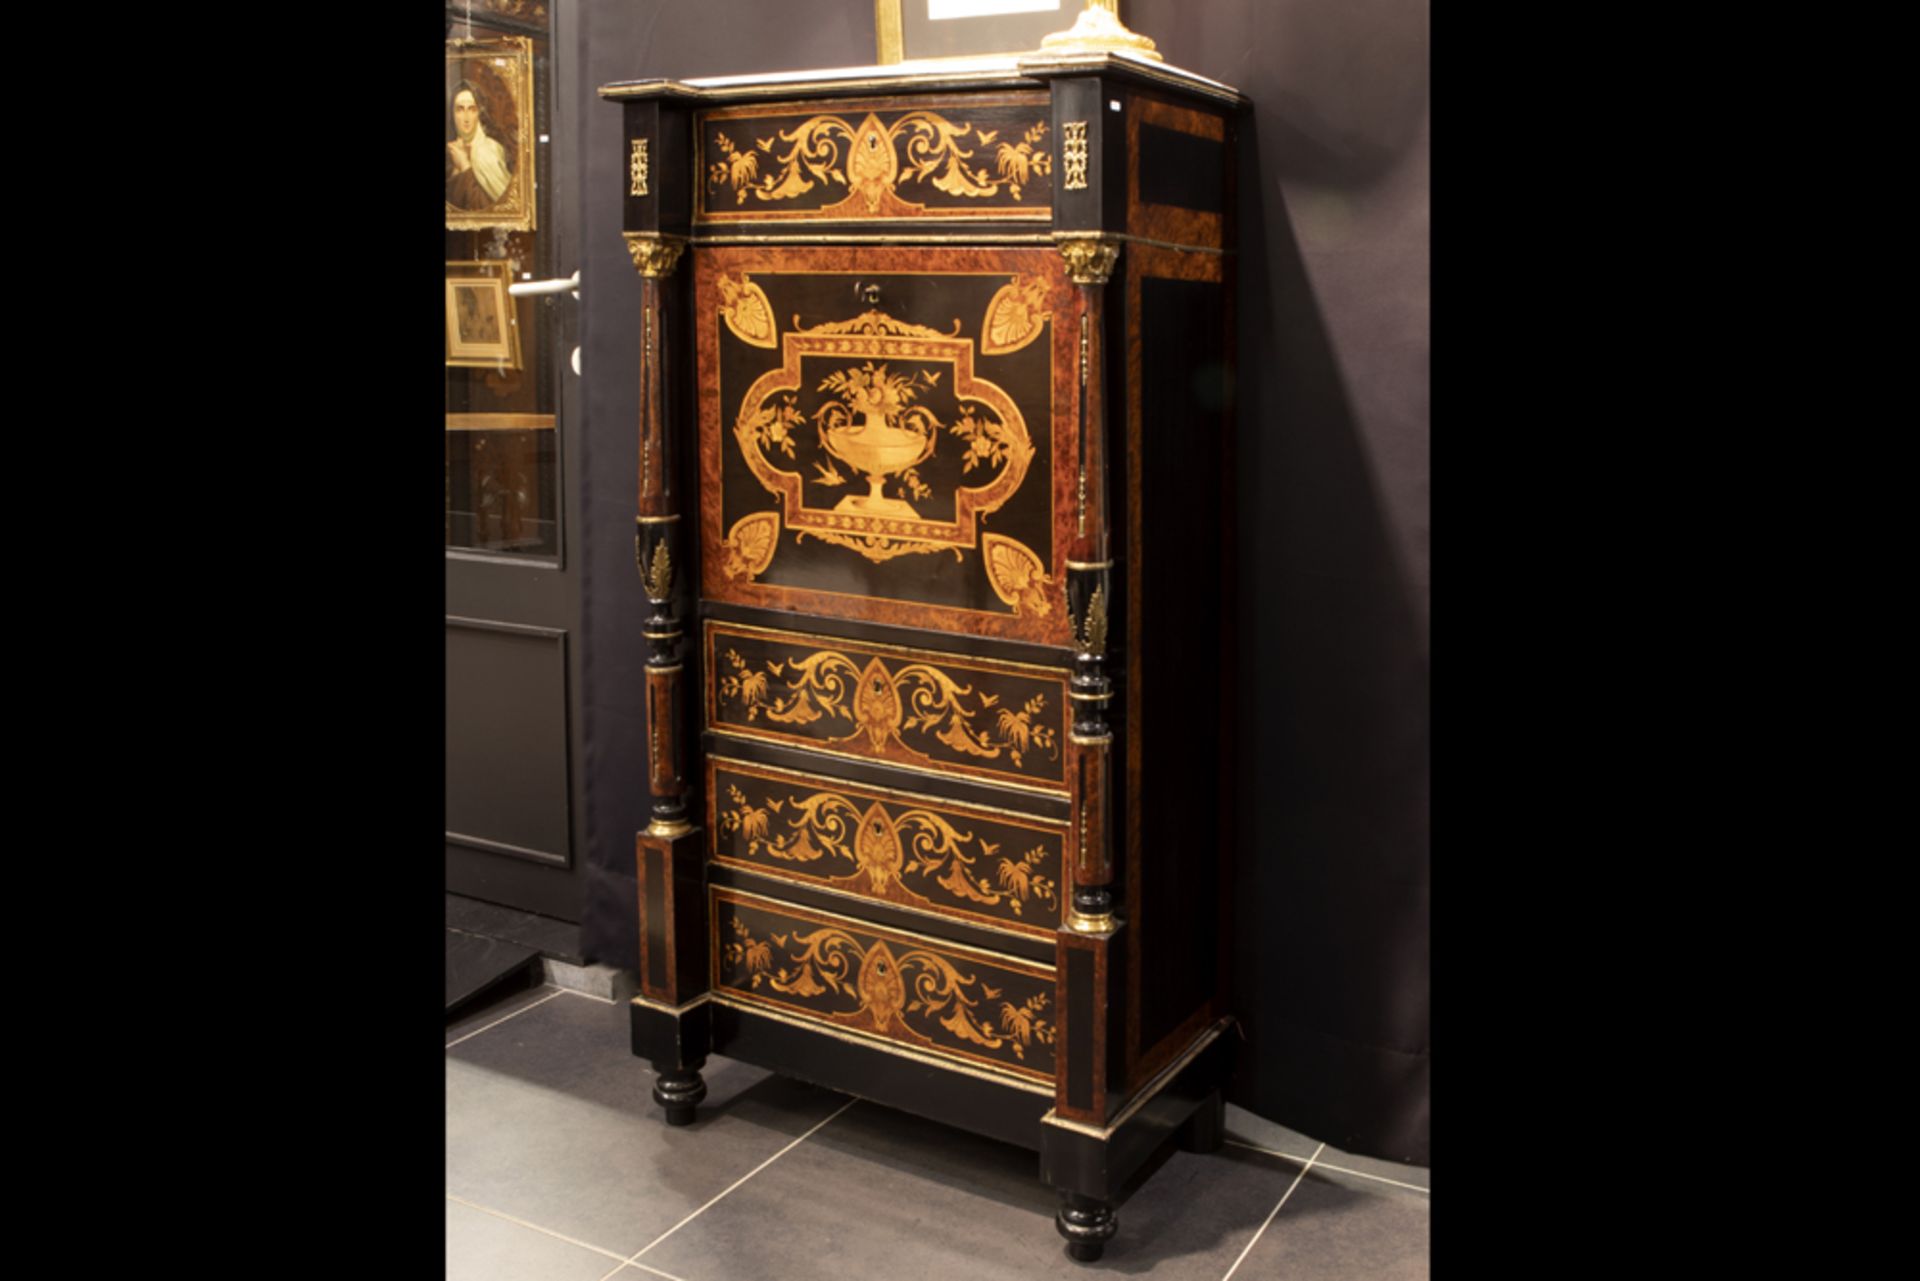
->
<box><xmin>602</xmin><ymin>45</ymin><xmax>1243</xmax><ymax>1263</ymax></box>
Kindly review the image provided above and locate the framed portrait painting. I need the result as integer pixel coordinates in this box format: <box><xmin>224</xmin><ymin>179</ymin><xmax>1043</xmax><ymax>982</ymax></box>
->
<box><xmin>446</xmin><ymin>261</ymin><xmax>523</xmax><ymax>369</ymax></box>
<box><xmin>876</xmin><ymin>0</ymin><xmax>1089</xmax><ymax>62</ymax></box>
<box><xmin>446</xmin><ymin>36</ymin><xmax>536</xmax><ymax>231</ymax></box>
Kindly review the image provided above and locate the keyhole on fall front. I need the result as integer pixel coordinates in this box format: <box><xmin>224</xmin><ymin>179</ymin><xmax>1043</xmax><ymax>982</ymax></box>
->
<box><xmin>860</xmin><ymin>283</ymin><xmax>881</xmax><ymax>305</ymax></box>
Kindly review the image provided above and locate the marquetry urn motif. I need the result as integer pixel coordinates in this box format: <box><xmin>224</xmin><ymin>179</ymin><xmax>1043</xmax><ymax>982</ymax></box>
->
<box><xmin>696</xmin><ymin>246</ymin><xmax>1079</xmax><ymax>647</ymax></box>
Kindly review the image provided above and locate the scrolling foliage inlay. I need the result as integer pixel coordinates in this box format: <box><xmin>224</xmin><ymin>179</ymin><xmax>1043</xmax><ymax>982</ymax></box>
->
<box><xmin>716</xmin><ymin>643</ymin><xmax>1060</xmax><ymax>779</ymax></box>
<box><xmin>716</xmin><ymin>774</ymin><xmax>1059</xmax><ymax>924</ymax></box>
<box><xmin>704</xmin><ymin>107</ymin><xmax>1052</xmax><ymax>219</ymax></box>
<box><xmin>717</xmin><ymin>897</ymin><xmax>1056</xmax><ymax>1078</ymax></box>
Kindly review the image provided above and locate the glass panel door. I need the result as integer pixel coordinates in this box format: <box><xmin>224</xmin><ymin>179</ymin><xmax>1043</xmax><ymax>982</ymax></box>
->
<box><xmin>446</xmin><ymin>18</ymin><xmax>561</xmax><ymax>559</ymax></box>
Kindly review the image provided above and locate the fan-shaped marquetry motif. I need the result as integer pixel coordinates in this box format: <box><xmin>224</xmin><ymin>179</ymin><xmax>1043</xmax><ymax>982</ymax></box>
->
<box><xmin>720</xmin><ymin>511</ymin><xmax>780</xmax><ymax>581</ymax></box>
<box><xmin>716</xmin><ymin>272</ymin><xmax>777</xmax><ymax>348</ymax></box>
<box><xmin>982</xmin><ymin>533</ymin><xmax>1053</xmax><ymax>618</ymax></box>
<box><xmin>981</xmin><ymin>276</ymin><xmax>1051</xmax><ymax>355</ymax></box>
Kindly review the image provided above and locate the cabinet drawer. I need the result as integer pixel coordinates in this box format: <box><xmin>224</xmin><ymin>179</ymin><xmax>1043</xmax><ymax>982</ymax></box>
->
<box><xmin>696</xmin><ymin>93</ymin><xmax>1055</xmax><ymax>226</ymax></box>
<box><xmin>694</xmin><ymin>244</ymin><xmax>1079</xmax><ymax>647</ymax></box>
<box><xmin>704</xmin><ymin>619</ymin><xmax>1069</xmax><ymax>794</ymax></box>
<box><xmin>707</xmin><ymin>755</ymin><xmax>1066</xmax><ymax>943</ymax></box>
<box><xmin>711</xmin><ymin>885</ymin><xmax>1057</xmax><ymax>1085</ymax></box>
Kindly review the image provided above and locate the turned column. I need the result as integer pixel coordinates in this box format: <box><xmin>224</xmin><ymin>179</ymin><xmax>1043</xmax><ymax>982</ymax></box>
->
<box><xmin>627</xmin><ymin>232</ymin><xmax>691</xmax><ymax>839</ymax></box>
<box><xmin>1056</xmin><ymin>233</ymin><xmax>1121</xmax><ymax>936</ymax></box>
<box><xmin>625</xmin><ymin>229</ymin><xmax>708</xmax><ymax>1125</ymax></box>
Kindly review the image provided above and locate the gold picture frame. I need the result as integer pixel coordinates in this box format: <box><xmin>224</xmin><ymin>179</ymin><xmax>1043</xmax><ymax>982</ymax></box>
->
<box><xmin>446</xmin><ymin>36</ymin><xmax>536</xmax><ymax>231</ymax></box>
<box><xmin>446</xmin><ymin>261</ymin><xmax>523</xmax><ymax>369</ymax></box>
<box><xmin>876</xmin><ymin>0</ymin><xmax>1080</xmax><ymax>63</ymax></box>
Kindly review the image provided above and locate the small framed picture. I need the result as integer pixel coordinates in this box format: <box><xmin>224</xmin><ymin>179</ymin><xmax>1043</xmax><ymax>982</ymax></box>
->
<box><xmin>446</xmin><ymin>36</ymin><xmax>536</xmax><ymax>231</ymax></box>
<box><xmin>446</xmin><ymin>261</ymin><xmax>522</xmax><ymax>369</ymax></box>
<box><xmin>877</xmin><ymin>0</ymin><xmax>1081</xmax><ymax>63</ymax></box>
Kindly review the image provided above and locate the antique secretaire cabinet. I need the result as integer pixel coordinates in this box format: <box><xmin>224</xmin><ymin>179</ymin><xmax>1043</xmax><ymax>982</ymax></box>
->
<box><xmin>602</xmin><ymin>38</ymin><xmax>1243</xmax><ymax>1262</ymax></box>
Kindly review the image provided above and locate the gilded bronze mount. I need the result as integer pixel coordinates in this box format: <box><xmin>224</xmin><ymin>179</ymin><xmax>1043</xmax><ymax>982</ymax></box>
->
<box><xmin>626</xmin><ymin>232</ymin><xmax>687</xmax><ymax>278</ymax></box>
<box><xmin>1054</xmin><ymin>234</ymin><xmax>1122</xmax><ymax>286</ymax></box>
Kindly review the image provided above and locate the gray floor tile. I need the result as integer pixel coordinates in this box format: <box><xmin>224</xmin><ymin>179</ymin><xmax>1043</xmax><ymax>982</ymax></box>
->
<box><xmin>446</xmin><ymin>990</ymin><xmax>849</xmax><ymax>1257</ymax></box>
<box><xmin>1312</xmin><ymin>1149</ymin><xmax>1429</xmax><ymax>1193</ymax></box>
<box><xmin>1222</xmin><ymin>1107</ymin><xmax>1429</xmax><ymax>1191</ymax></box>
<box><xmin>639</xmin><ymin>1099</ymin><xmax>1302</xmax><ymax>1281</ymax></box>
<box><xmin>448</xmin><ymin>892</ymin><xmax>589</xmax><ymax>963</ymax></box>
<box><xmin>448</xmin><ymin>930</ymin><xmax>542</xmax><ymax>1012</ymax></box>
<box><xmin>1223</xmin><ymin>1104</ymin><xmax>1320</xmax><ymax>1160</ymax></box>
<box><xmin>446</xmin><ymin>1198</ymin><xmax>623</xmax><ymax>1281</ymax></box>
<box><xmin>447</xmin><ymin>983</ymin><xmax>565</xmax><ymax>1044</ymax></box>
<box><xmin>1229</xmin><ymin>1165</ymin><xmax>1428</xmax><ymax>1280</ymax></box>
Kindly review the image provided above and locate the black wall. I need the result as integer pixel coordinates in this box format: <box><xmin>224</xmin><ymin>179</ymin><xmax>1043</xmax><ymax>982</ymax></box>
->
<box><xmin>576</xmin><ymin>0</ymin><xmax>1430</xmax><ymax>1167</ymax></box>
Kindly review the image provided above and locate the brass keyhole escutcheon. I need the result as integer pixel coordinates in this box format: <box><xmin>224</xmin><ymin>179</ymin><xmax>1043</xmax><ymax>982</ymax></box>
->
<box><xmin>860</xmin><ymin>283</ymin><xmax>881</xmax><ymax>305</ymax></box>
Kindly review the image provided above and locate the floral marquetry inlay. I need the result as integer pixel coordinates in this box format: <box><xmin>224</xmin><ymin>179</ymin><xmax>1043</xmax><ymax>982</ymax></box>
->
<box><xmin>704</xmin><ymin>109</ymin><xmax>1052</xmax><ymax>220</ymax></box>
<box><xmin>715</xmin><ymin>894</ymin><xmax>1058</xmax><ymax>1080</ymax></box>
<box><xmin>731</xmin><ymin>309</ymin><xmax>1035</xmax><ymax>566</ymax></box>
<box><xmin>717</xmin><ymin>778</ymin><xmax>1058</xmax><ymax>921</ymax></box>
<box><xmin>716</xmin><ymin>645</ymin><xmax>1059</xmax><ymax>771</ymax></box>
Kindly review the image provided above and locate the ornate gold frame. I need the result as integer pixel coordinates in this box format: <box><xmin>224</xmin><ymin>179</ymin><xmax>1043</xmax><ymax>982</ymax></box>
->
<box><xmin>446</xmin><ymin>36</ymin><xmax>537</xmax><ymax>231</ymax></box>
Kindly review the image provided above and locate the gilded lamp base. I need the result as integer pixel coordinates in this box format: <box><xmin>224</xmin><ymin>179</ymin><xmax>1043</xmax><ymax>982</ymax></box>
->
<box><xmin>1039</xmin><ymin>3</ymin><xmax>1163</xmax><ymax>62</ymax></box>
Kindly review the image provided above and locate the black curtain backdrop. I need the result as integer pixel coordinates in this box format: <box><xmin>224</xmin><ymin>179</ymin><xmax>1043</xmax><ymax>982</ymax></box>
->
<box><xmin>576</xmin><ymin>0</ymin><xmax>1430</xmax><ymax>1168</ymax></box>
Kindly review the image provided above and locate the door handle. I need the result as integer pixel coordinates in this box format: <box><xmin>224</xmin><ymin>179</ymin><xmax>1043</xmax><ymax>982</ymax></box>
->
<box><xmin>509</xmin><ymin>270</ymin><xmax>580</xmax><ymax>300</ymax></box>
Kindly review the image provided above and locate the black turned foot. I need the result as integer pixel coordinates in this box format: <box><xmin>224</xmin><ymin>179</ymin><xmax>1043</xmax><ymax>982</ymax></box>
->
<box><xmin>653</xmin><ymin>1066</ymin><xmax>707</xmax><ymax>1126</ymax></box>
<box><xmin>1178</xmin><ymin>1090</ymin><xmax>1226</xmax><ymax>1154</ymax></box>
<box><xmin>1057</xmin><ymin>1193</ymin><xmax>1117</xmax><ymax>1263</ymax></box>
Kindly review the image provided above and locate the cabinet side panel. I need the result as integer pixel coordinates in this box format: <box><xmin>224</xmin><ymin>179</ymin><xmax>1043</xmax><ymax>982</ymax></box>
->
<box><xmin>1125</xmin><ymin>255</ymin><xmax>1232</xmax><ymax>1087</ymax></box>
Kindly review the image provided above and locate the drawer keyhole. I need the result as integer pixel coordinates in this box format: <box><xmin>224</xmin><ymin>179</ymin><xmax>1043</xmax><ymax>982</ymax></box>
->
<box><xmin>859</xmin><ymin>283</ymin><xmax>881</xmax><ymax>305</ymax></box>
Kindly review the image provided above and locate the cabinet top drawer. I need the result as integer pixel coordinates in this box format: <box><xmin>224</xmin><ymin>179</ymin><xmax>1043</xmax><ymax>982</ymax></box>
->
<box><xmin>696</xmin><ymin>93</ymin><xmax>1055</xmax><ymax>228</ymax></box>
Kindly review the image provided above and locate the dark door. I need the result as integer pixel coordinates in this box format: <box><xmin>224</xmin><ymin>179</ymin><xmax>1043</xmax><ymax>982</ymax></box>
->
<box><xmin>445</xmin><ymin>0</ymin><xmax>588</xmax><ymax>921</ymax></box>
